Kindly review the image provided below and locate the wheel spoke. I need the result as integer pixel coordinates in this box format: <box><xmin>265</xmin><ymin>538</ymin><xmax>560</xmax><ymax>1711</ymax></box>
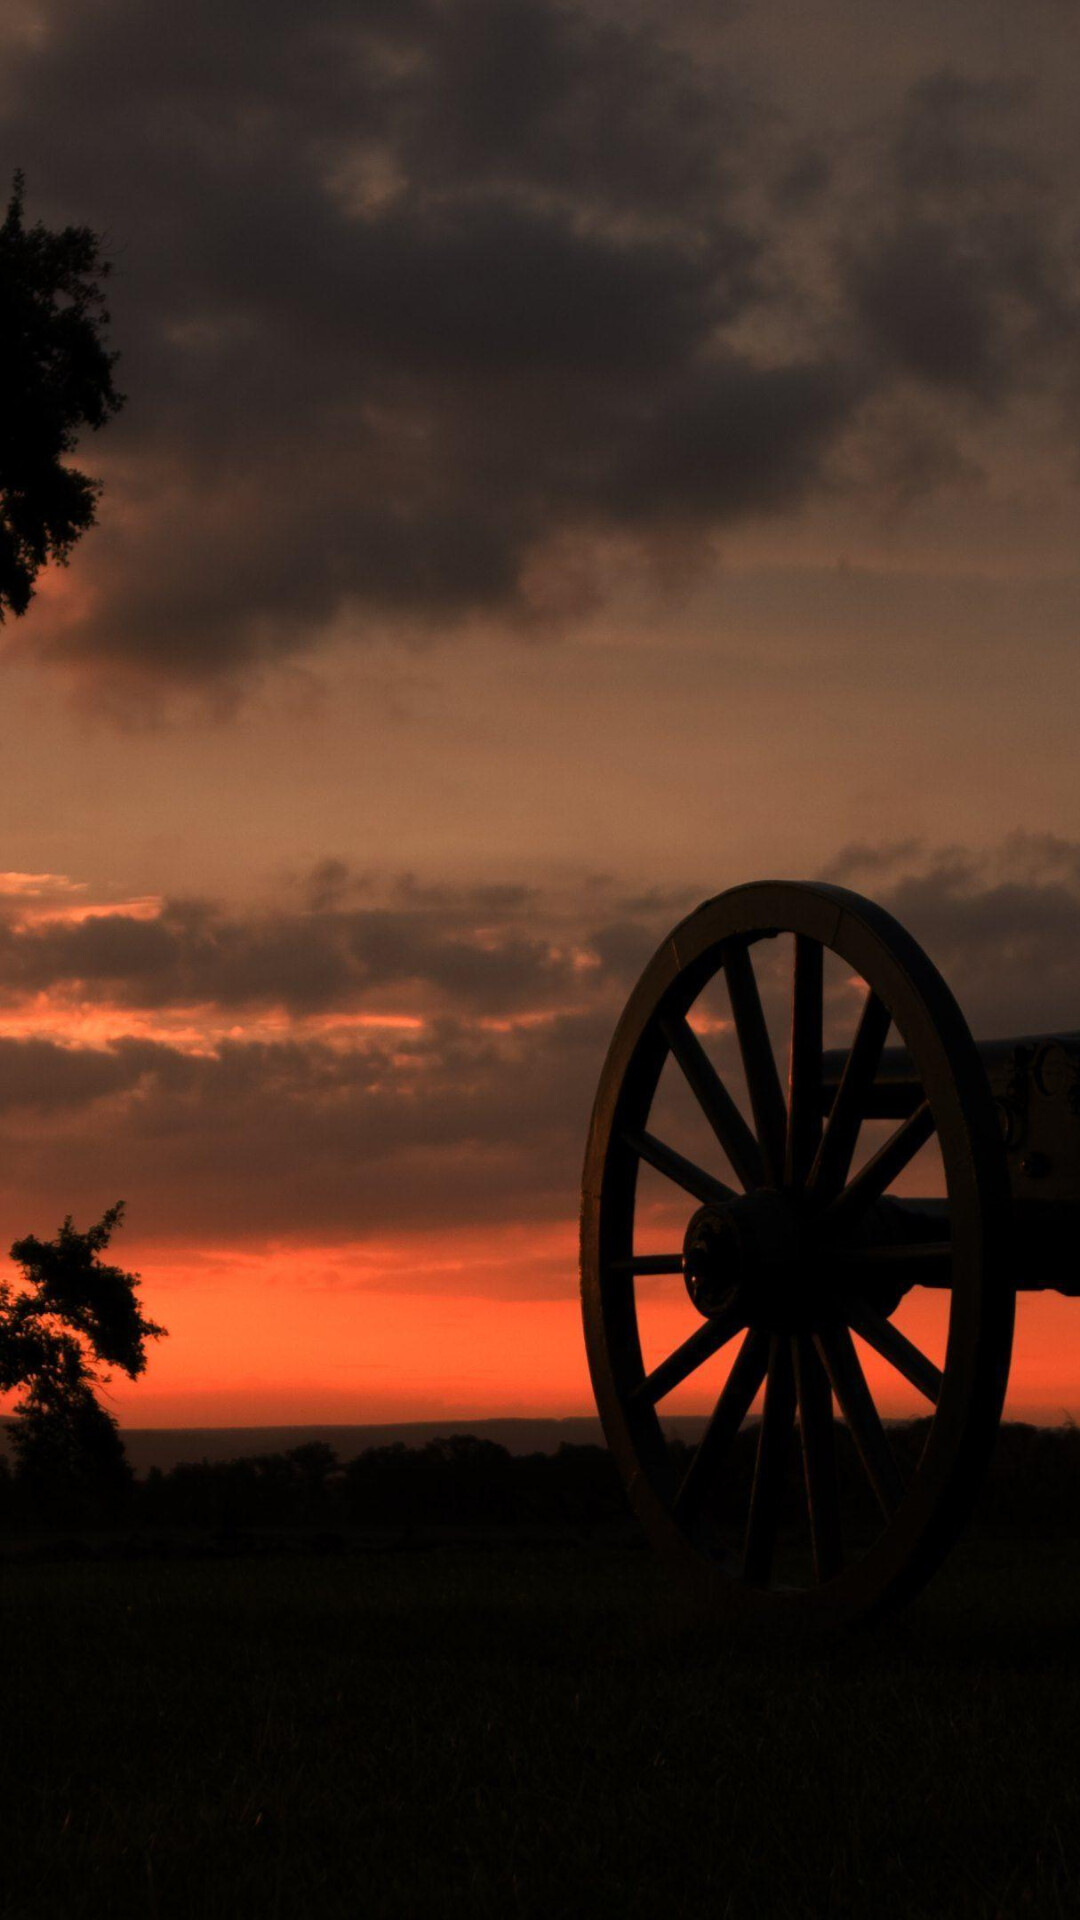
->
<box><xmin>818</xmin><ymin>1101</ymin><xmax>936</xmax><ymax>1237</ymax></box>
<box><xmin>723</xmin><ymin>940</ymin><xmax>787</xmax><ymax>1188</ymax></box>
<box><xmin>807</xmin><ymin>991</ymin><xmax>892</xmax><ymax>1203</ymax></box>
<box><xmin>845</xmin><ymin>1299</ymin><xmax>943</xmax><ymax>1404</ymax></box>
<box><xmin>622</xmin><ymin>1130</ymin><xmax>737</xmax><ymax>1206</ymax></box>
<box><xmin>793</xmin><ymin>1332</ymin><xmax>843</xmax><ymax>1582</ymax></box>
<box><xmin>676</xmin><ymin>1329</ymin><xmax>770</xmax><ymax>1524</ymax></box>
<box><xmin>632</xmin><ymin>1299</ymin><xmax>745</xmax><ymax>1406</ymax></box>
<box><xmin>815</xmin><ymin>1325</ymin><xmax>903</xmax><ymax>1518</ymax></box>
<box><xmin>786</xmin><ymin>936</ymin><xmax>823</xmax><ymax>1190</ymax></box>
<box><xmin>660</xmin><ymin>1012</ymin><xmax>765</xmax><ymax>1191</ymax></box>
<box><xmin>742</xmin><ymin>1335</ymin><xmax>797</xmax><ymax>1586</ymax></box>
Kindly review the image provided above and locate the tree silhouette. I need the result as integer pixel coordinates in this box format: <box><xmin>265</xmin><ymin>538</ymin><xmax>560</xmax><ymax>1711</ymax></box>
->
<box><xmin>0</xmin><ymin>1203</ymin><xmax>164</xmax><ymax>1517</ymax></box>
<box><xmin>0</xmin><ymin>171</ymin><xmax>124</xmax><ymax>621</ymax></box>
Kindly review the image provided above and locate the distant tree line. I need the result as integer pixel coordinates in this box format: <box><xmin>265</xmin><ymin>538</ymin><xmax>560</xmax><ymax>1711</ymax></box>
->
<box><xmin>0</xmin><ymin>1432</ymin><xmax>630</xmax><ymax>1535</ymax></box>
<box><xmin>1</xmin><ymin>1421</ymin><xmax>1079</xmax><ymax>1542</ymax></box>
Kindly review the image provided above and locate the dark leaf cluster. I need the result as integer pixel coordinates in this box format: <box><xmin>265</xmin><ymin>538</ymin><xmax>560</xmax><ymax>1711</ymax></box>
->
<box><xmin>7</xmin><ymin>1201</ymin><xmax>164</xmax><ymax>1381</ymax></box>
<box><xmin>0</xmin><ymin>172</ymin><xmax>123</xmax><ymax>619</ymax></box>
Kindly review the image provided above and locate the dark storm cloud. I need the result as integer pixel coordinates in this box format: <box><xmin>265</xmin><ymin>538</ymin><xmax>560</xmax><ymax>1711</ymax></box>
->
<box><xmin>3</xmin><ymin>0</ymin><xmax>789</xmax><ymax>679</ymax></box>
<box><xmin>0</xmin><ymin>1036</ymin><xmax>140</xmax><ymax>1115</ymax></box>
<box><xmin>8</xmin><ymin>2</ymin><xmax>1073</xmax><ymax>685</ymax></box>
<box><xmin>843</xmin><ymin>69</ymin><xmax>1073</xmax><ymax>400</ymax></box>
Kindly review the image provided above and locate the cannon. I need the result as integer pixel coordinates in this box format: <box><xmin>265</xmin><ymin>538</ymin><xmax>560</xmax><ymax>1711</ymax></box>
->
<box><xmin>580</xmin><ymin>881</ymin><xmax>1080</xmax><ymax>1627</ymax></box>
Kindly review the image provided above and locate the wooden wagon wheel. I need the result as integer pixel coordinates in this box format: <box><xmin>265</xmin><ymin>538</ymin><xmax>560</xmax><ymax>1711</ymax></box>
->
<box><xmin>580</xmin><ymin>881</ymin><xmax>1016</xmax><ymax>1627</ymax></box>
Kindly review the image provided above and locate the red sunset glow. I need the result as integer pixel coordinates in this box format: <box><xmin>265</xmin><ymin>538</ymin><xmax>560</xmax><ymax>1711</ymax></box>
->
<box><xmin>0</xmin><ymin>872</ymin><xmax>1077</xmax><ymax>1432</ymax></box>
<box><xmin>2</xmin><ymin>0</ymin><xmax>1080</xmax><ymax>1448</ymax></box>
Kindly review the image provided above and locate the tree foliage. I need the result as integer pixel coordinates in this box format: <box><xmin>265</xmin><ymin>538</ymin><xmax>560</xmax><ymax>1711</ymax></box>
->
<box><xmin>0</xmin><ymin>1203</ymin><xmax>163</xmax><ymax>1513</ymax></box>
<box><xmin>0</xmin><ymin>171</ymin><xmax>124</xmax><ymax>621</ymax></box>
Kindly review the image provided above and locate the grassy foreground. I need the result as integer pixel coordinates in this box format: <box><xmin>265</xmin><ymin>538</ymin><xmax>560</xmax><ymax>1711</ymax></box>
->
<box><xmin>0</xmin><ymin>1530</ymin><xmax>1078</xmax><ymax>1918</ymax></box>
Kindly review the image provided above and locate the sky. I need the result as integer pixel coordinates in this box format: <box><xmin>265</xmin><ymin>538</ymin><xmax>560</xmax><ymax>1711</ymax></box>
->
<box><xmin>2</xmin><ymin>0</ymin><xmax>1080</xmax><ymax>1425</ymax></box>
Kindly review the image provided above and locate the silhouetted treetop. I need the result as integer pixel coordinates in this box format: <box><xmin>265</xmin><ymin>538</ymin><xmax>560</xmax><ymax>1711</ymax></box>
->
<box><xmin>0</xmin><ymin>171</ymin><xmax>124</xmax><ymax>620</ymax></box>
<box><xmin>5</xmin><ymin>1202</ymin><xmax>163</xmax><ymax>1385</ymax></box>
<box><xmin>1</xmin><ymin>1203</ymin><xmax>163</xmax><ymax>1522</ymax></box>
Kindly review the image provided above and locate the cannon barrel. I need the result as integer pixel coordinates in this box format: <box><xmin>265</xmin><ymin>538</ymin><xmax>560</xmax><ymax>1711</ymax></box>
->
<box><xmin>821</xmin><ymin>1030</ymin><xmax>1080</xmax><ymax>1295</ymax></box>
<box><xmin>820</xmin><ymin>1032</ymin><xmax>1080</xmax><ymax>1119</ymax></box>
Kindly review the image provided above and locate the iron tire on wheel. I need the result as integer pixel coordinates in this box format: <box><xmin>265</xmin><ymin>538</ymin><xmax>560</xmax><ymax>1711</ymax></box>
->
<box><xmin>580</xmin><ymin>880</ymin><xmax>1015</xmax><ymax>1628</ymax></box>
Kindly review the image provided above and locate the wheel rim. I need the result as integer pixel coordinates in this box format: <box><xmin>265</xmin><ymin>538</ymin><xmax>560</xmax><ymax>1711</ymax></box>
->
<box><xmin>580</xmin><ymin>881</ymin><xmax>1015</xmax><ymax>1627</ymax></box>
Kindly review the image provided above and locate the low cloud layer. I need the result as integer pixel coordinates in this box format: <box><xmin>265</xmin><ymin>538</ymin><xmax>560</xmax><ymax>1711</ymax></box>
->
<box><xmin>3</xmin><ymin>0</ymin><xmax>1077</xmax><ymax>691</ymax></box>
<box><xmin>0</xmin><ymin>1017</ymin><xmax>605</xmax><ymax>1239</ymax></box>
<box><xmin>0</xmin><ymin>868</ymin><xmax>683</xmax><ymax>1245</ymax></box>
<box><xmin>0</xmin><ymin>867</ymin><xmax>665</xmax><ymax>1016</ymax></box>
<box><xmin>2</xmin><ymin>847</ymin><xmax>1079</xmax><ymax>1261</ymax></box>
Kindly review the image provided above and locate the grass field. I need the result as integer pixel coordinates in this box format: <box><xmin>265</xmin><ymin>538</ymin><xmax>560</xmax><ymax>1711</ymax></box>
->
<box><xmin>0</xmin><ymin>1527</ymin><xmax>1078</xmax><ymax>1918</ymax></box>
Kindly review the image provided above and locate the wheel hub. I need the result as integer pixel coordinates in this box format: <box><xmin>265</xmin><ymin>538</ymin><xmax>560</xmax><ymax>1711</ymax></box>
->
<box><xmin>682</xmin><ymin>1193</ymin><xmax>825</xmax><ymax>1333</ymax></box>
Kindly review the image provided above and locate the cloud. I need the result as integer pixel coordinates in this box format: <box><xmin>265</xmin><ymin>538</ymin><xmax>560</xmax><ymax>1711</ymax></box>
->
<box><xmin>0</xmin><ymin>1012</ymin><xmax>613</xmax><ymax>1241</ymax></box>
<box><xmin>0</xmin><ymin>872</ymin><xmax>86</xmax><ymax>899</ymax></box>
<box><xmin>4</xmin><ymin>3</ymin><xmax>1075</xmax><ymax>694</ymax></box>
<box><xmin>1</xmin><ymin>843</ymin><xmax>1078</xmax><ymax>1256</ymax></box>
<box><xmin>843</xmin><ymin>71</ymin><xmax>1073</xmax><ymax>401</ymax></box>
<box><xmin>0</xmin><ymin>871</ymin><xmax>650</xmax><ymax>1016</ymax></box>
<box><xmin>823</xmin><ymin>834</ymin><xmax>1080</xmax><ymax>1037</ymax></box>
<box><xmin>0</xmin><ymin>863</ymin><xmax>690</xmax><ymax>1246</ymax></box>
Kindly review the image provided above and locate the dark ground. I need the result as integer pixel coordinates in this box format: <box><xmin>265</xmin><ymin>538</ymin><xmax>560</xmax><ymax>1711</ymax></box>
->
<box><xmin>0</xmin><ymin>1523</ymin><xmax>1078</xmax><ymax>1919</ymax></box>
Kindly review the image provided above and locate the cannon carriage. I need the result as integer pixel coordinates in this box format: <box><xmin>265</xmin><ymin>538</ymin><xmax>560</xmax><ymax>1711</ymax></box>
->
<box><xmin>580</xmin><ymin>881</ymin><xmax>1080</xmax><ymax>1627</ymax></box>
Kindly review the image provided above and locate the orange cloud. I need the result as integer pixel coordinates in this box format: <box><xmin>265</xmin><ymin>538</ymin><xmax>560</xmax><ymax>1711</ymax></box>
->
<box><xmin>0</xmin><ymin>871</ymin><xmax>86</xmax><ymax>899</ymax></box>
<box><xmin>0</xmin><ymin>992</ymin><xmax>430</xmax><ymax>1054</ymax></box>
<box><xmin>12</xmin><ymin>896</ymin><xmax>163</xmax><ymax>930</ymax></box>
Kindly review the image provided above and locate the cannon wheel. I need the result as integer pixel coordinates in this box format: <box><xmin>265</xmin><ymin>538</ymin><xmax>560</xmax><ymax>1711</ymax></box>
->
<box><xmin>580</xmin><ymin>881</ymin><xmax>1015</xmax><ymax>1628</ymax></box>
